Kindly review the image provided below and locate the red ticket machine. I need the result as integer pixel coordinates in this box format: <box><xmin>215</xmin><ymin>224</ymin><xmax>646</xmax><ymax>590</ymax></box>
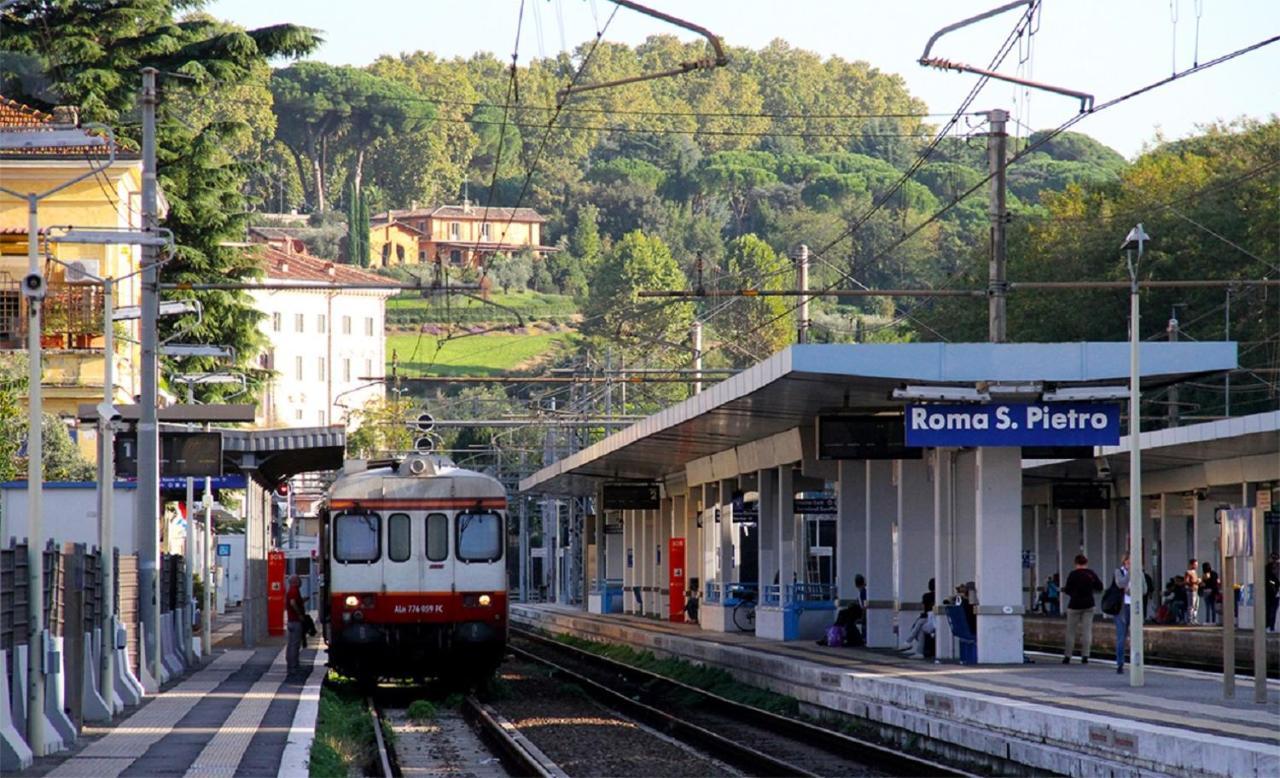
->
<box><xmin>668</xmin><ymin>538</ymin><xmax>686</xmax><ymax>621</ymax></box>
<box><xmin>267</xmin><ymin>550</ymin><xmax>285</xmax><ymax>636</ymax></box>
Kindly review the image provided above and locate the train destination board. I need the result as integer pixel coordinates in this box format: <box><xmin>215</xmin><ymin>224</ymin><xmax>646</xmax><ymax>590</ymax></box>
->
<box><xmin>905</xmin><ymin>403</ymin><xmax>1120</xmax><ymax>447</ymax></box>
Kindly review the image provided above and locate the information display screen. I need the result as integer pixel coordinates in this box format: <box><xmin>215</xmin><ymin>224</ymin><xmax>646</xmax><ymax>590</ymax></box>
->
<box><xmin>816</xmin><ymin>415</ymin><xmax>921</xmax><ymax>460</ymax></box>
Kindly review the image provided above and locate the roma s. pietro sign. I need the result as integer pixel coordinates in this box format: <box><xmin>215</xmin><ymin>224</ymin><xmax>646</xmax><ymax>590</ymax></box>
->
<box><xmin>904</xmin><ymin>403</ymin><xmax>1120</xmax><ymax>447</ymax></box>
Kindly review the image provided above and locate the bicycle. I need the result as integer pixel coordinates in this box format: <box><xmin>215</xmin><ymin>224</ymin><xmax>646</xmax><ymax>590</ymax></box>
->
<box><xmin>731</xmin><ymin>589</ymin><xmax>757</xmax><ymax>632</ymax></box>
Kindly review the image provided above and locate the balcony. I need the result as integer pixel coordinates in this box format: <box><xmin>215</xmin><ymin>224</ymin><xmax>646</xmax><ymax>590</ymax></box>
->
<box><xmin>0</xmin><ymin>278</ymin><xmax>105</xmax><ymax>351</ymax></box>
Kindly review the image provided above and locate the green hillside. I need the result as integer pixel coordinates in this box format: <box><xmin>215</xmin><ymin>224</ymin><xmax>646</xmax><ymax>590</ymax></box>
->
<box><xmin>386</xmin><ymin>330</ymin><xmax>577</xmax><ymax>377</ymax></box>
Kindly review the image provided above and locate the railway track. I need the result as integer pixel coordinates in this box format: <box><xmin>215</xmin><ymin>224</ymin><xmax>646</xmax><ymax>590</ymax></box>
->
<box><xmin>367</xmin><ymin>696</ymin><xmax>396</xmax><ymax>778</ymax></box>
<box><xmin>462</xmin><ymin>695</ymin><xmax>569</xmax><ymax>778</ymax></box>
<box><xmin>510</xmin><ymin>627</ymin><xmax>973</xmax><ymax>778</ymax></box>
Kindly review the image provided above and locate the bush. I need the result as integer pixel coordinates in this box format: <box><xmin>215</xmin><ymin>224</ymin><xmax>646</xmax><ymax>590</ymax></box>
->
<box><xmin>406</xmin><ymin>699</ymin><xmax>437</xmax><ymax>723</ymax></box>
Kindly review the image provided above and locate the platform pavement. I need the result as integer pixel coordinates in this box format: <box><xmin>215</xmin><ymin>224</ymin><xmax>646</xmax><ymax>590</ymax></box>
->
<box><xmin>23</xmin><ymin>619</ymin><xmax>326</xmax><ymax>778</ymax></box>
<box><xmin>513</xmin><ymin>603</ymin><xmax>1280</xmax><ymax>778</ymax></box>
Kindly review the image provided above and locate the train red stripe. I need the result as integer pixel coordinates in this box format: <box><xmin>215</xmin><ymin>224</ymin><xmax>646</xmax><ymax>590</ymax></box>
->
<box><xmin>328</xmin><ymin>497</ymin><xmax>507</xmax><ymax>510</ymax></box>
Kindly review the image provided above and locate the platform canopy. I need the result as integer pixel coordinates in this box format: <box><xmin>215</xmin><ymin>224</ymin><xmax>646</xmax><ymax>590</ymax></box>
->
<box><xmin>519</xmin><ymin>341</ymin><xmax>1237</xmax><ymax>497</ymax></box>
<box><xmin>221</xmin><ymin>425</ymin><xmax>345</xmax><ymax>488</ymax></box>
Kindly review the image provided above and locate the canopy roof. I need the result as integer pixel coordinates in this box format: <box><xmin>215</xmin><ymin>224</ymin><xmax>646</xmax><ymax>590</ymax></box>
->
<box><xmin>520</xmin><ymin>342</ymin><xmax>1238</xmax><ymax>496</ymax></box>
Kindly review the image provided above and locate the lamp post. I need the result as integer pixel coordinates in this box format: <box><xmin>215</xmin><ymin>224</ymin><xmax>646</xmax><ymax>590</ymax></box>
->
<box><xmin>1123</xmin><ymin>223</ymin><xmax>1149</xmax><ymax>688</ymax></box>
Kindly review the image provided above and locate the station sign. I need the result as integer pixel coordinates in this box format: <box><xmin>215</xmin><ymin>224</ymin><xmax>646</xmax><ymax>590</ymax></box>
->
<box><xmin>816</xmin><ymin>414</ymin><xmax>921</xmax><ymax>460</ymax></box>
<box><xmin>602</xmin><ymin>482</ymin><xmax>660</xmax><ymax>510</ymax></box>
<box><xmin>160</xmin><ymin>474</ymin><xmax>247</xmax><ymax>491</ymax></box>
<box><xmin>904</xmin><ymin>403</ymin><xmax>1120</xmax><ymax>448</ymax></box>
<box><xmin>216</xmin><ymin>543</ymin><xmax>231</xmax><ymax>557</ymax></box>
<box><xmin>1052</xmin><ymin>482</ymin><xmax>1110</xmax><ymax>510</ymax></box>
<box><xmin>794</xmin><ymin>496</ymin><xmax>837</xmax><ymax>515</ymax></box>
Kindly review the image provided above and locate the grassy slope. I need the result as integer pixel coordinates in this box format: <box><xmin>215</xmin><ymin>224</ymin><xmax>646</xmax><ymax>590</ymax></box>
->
<box><xmin>386</xmin><ymin>331</ymin><xmax>577</xmax><ymax>377</ymax></box>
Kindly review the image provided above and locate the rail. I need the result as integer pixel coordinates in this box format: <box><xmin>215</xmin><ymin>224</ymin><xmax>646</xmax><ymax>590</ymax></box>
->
<box><xmin>462</xmin><ymin>695</ymin><xmax>567</xmax><ymax>778</ymax></box>
<box><xmin>511</xmin><ymin>628</ymin><xmax>974</xmax><ymax>777</ymax></box>
<box><xmin>366</xmin><ymin>696</ymin><xmax>393</xmax><ymax>778</ymax></box>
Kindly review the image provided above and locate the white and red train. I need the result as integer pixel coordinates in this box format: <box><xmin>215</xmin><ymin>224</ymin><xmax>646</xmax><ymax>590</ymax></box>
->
<box><xmin>319</xmin><ymin>454</ymin><xmax>508</xmax><ymax>681</ymax></box>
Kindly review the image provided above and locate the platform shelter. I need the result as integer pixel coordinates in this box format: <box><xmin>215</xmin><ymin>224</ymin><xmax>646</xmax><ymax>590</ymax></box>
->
<box><xmin>520</xmin><ymin>341</ymin><xmax>1241</xmax><ymax>664</ymax></box>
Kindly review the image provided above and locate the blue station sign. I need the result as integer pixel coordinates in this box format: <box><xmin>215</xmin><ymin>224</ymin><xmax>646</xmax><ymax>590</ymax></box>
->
<box><xmin>904</xmin><ymin>403</ymin><xmax>1121</xmax><ymax>447</ymax></box>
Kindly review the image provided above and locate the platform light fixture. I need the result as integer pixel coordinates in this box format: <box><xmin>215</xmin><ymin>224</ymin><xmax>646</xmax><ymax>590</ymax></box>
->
<box><xmin>112</xmin><ymin>299</ymin><xmax>200</xmax><ymax>321</ymax></box>
<box><xmin>1043</xmin><ymin>385</ymin><xmax>1131</xmax><ymax>402</ymax></box>
<box><xmin>891</xmin><ymin>385</ymin><xmax>991</xmax><ymax>402</ymax></box>
<box><xmin>161</xmin><ymin>344</ymin><xmax>234</xmax><ymax>359</ymax></box>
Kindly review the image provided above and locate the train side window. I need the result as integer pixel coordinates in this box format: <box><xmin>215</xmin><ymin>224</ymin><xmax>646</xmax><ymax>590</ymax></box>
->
<box><xmin>426</xmin><ymin>513</ymin><xmax>448</xmax><ymax>562</ymax></box>
<box><xmin>456</xmin><ymin>511</ymin><xmax>502</xmax><ymax>563</ymax></box>
<box><xmin>388</xmin><ymin>513</ymin><xmax>411</xmax><ymax>562</ymax></box>
<box><xmin>333</xmin><ymin>513</ymin><xmax>380</xmax><ymax>563</ymax></box>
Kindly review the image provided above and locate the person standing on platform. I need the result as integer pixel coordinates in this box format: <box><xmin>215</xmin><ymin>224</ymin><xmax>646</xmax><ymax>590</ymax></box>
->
<box><xmin>286</xmin><ymin>574</ymin><xmax>305</xmax><ymax>673</ymax></box>
<box><xmin>1184</xmin><ymin>559</ymin><xmax>1201</xmax><ymax>625</ymax></box>
<box><xmin>1114</xmin><ymin>554</ymin><xmax>1132</xmax><ymax>674</ymax></box>
<box><xmin>1062</xmin><ymin>555</ymin><xmax>1103</xmax><ymax>664</ymax></box>
<box><xmin>1046</xmin><ymin>575</ymin><xmax>1061</xmax><ymax>617</ymax></box>
<box><xmin>1201</xmin><ymin>562</ymin><xmax>1220</xmax><ymax>625</ymax></box>
<box><xmin>1266</xmin><ymin>553</ymin><xmax>1280</xmax><ymax>633</ymax></box>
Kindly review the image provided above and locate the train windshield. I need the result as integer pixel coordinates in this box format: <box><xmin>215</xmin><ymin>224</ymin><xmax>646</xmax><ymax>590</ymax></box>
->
<box><xmin>456</xmin><ymin>511</ymin><xmax>502</xmax><ymax>563</ymax></box>
<box><xmin>334</xmin><ymin>513</ymin><xmax>380</xmax><ymax>562</ymax></box>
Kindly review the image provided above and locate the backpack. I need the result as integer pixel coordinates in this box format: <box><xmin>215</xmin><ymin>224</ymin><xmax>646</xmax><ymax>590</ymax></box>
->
<box><xmin>824</xmin><ymin>624</ymin><xmax>846</xmax><ymax>647</ymax></box>
<box><xmin>1101</xmin><ymin>582</ymin><xmax>1123</xmax><ymax>616</ymax></box>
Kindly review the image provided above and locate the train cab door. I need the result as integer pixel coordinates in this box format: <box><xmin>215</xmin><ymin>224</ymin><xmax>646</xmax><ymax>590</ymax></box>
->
<box><xmin>423</xmin><ymin>510</ymin><xmax>454</xmax><ymax>598</ymax></box>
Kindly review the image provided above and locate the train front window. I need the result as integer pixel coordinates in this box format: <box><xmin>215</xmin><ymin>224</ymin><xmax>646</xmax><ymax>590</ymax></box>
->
<box><xmin>426</xmin><ymin>513</ymin><xmax>448</xmax><ymax>561</ymax></box>
<box><xmin>334</xmin><ymin>513</ymin><xmax>380</xmax><ymax>562</ymax></box>
<box><xmin>456</xmin><ymin>511</ymin><xmax>502</xmax><ymax>563</ymax></box>
<box><xmin>388</xmin><ymin>513</ymin><xmax>411</xmax><ymax>562</ymax></box>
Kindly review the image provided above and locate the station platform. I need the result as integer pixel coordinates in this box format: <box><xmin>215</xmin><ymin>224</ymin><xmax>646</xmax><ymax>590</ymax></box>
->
<box><xmin>512</xmin><ymin>603</ymin><xmax>1280</xmax><ymax>777</ymax></box>
<box><xmin>23</xmin><ymin>613</ymin><xmax>327</xmax><ymax>778</ymax></box>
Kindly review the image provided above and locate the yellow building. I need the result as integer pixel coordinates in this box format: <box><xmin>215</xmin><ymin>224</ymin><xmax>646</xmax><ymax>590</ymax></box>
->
<box><xmin>0</xmin><ymin>96</ymin><xmax>152</xmax><ymax>454</ymax></box>
<box><xmin>369</xmin><ymin>202</ymin><xmax>556</xmax><ymax>268</ymax></box>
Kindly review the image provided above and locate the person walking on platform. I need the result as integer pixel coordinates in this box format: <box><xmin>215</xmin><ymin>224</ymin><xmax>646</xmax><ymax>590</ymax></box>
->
<box><xmin>1201</xmin><ymin>562</ymin><xmax>1220</xmax><ymax>625</ymax></box>
<box><xmin>1113</xmin><ymin>554</ymin><xmax>1133</xmax><ymax>674</ymax></box>
<box><xmin>286</xmin><ymin>574</ymin><xmax>306</xmax><ymax>673</ymax></box>
<box><xmin>1185</xmin><ymin>559</ymin><xmax>1201</xmax><ymax>625</ymax></box>
<box><xmin>1046</xmin><ymin>575</ymin><xmax>1061</xmax><ymax>617</ymax></box>
<box><xmin>1062</xmin><ymin>555</ymin><xmax>1103</xmax><ymax>664</ymax></box>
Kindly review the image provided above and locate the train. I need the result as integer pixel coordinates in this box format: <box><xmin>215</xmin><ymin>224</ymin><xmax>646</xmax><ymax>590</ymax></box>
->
<box><xmin>318</xmin><ymin>453</ymin><xmax>509</xmax><ymax>681</ymax></box>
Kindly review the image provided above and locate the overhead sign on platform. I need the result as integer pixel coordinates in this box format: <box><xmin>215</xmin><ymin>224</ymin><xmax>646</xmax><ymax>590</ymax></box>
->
<box><xmin>904</xmin><ymin>403</ymin><xmax>1120</xmax><ymax>447</ymax></box>
<box><xmin>602</xmin><ymin>482</ymin><xmax>660</xmax><ymax>510</ymax></box>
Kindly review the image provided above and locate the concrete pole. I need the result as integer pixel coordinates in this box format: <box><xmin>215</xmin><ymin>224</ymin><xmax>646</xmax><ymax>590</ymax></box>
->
<box><xmin>794</xmin><ymin>245</ymin><xmax>810</xmax><ymax>344</ymax></box>
<box><xmin>25</xmin><ymin>191</ymin><xmax>48</xmax><ymax>754</ymax></box>
<box><xmin>137</xmin><ymin>67</ymin><xmax>163</xmax><ymax>686</ymax></box>
<box><xmin>99</xmin><ymin>278</ymin><xmax>117</xmax><ymax>708</ymax></box>
<box><xmin>987</xmin><ymin>109</ymin><xmax>1009</xmax><ymax>343</ymax></box>
<box><xmin>184</xmin><ymin>477</ymin><xmax>195</xmax><ymax>664</ymax></box>
<box><xmin>1167</xmin><ymin>310</ymin><xmax>1179</xmax><ymax>427</ymax></box>
<box><xmin>201</xmin><ymin>472</ymin><xmax>212</xmax><ymax>656</ymax></box>
<box><xmin>691</xmin><ymin>321</ymin><xmax>703</xmax><ymax>395</ymax></box>
<box><xmin>519</xmin><ymin>494</ymin><xmax>529</xmax><ymax>603</ymax></box>
<box><xmin>1128</xmin><ymin>238</ymin><xmax>1145</xmax><ymax>687</ymax></box>
<box><xmin>1252</xmin><ymin>506</ymin><xmax>1266</xmax><ymax>704</ymax></box>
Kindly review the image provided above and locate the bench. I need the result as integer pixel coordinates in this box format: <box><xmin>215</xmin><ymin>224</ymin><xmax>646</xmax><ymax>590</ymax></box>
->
<box><xmin>945</xmin><ymin>604</ymin><xmax>977</xmax><ymax>664</ymax></box>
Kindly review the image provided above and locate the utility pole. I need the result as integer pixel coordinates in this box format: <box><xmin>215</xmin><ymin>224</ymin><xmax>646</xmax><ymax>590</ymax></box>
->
<box><xmin>1124</xmin><ymin>223</ymin><xmax>1150</xmax><ymax>688</ymax></box>
<box><xmin>794</xmin><ymin>244</ymin><xmax>809</xmax><ymax>344</ymax></box>
<box><xmin>987</xmin><ymin>108</ymin><xmax>1009</xmax><ymax>343</ymax></box>
<box><xmin>202</xmin><ymin>460</ymin><xmax>213</xmax><ymax>656</ymax></box>
<box><xmin>690</xmin><ymin>321</ymin><xmax>703</xmax><ymax>395</ymax></box>
<box><xmin>25</xmin><ymin>192</ymin><xmax>46</xmax><ymax>756</ymax></box>
<box><xmin>137</xmin><ymin>67</ymin><xmax>162</xmax><ymax>687</ymax></box>
<box><xmin>1166</xmin><ymin>308</ymin><xmax>1179</xmax><ymax>427</ymax></box>
<box><xmin>519</xmin><ymin>451</ymin><xmax>528</xmax><ymax>603</ymax></box>
<box><xmin>98</xmin><ymin>278</ymin><xmax>116</xmax><ymax>710</ymax></box>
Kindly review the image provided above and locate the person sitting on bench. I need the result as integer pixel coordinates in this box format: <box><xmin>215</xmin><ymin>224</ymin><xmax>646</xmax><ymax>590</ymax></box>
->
<box><xmin>900</xmin><ymin>579</ymin><xmax>937</xmax><ymax>658</ymax></box>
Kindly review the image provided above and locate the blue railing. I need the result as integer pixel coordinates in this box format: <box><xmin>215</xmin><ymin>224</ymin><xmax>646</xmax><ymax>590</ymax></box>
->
<box><xmin>724</xmin><ymin>582</ymin><xmax>758</xmax><ymax>607</ymax></box>
<box><xmin>761</xmin><ymin>584</ymin><xmax>782</xmax><ymax>607</ymax></box>
<box><xmin>704</xmin><ymin>581</ymin><xmax>722</xmax><ymax>604</ymax></box>
<box><xmin>786</xmin><ymin>582</ymin><xmax>836</xmax><ymax>610</ymax></box>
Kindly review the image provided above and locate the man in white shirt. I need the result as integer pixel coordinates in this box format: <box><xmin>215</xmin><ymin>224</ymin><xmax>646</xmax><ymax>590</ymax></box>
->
<box><xmin>1185</xmin><ymin>559</ymin><xmax>1201</xmax><ymax>625</ymax></box>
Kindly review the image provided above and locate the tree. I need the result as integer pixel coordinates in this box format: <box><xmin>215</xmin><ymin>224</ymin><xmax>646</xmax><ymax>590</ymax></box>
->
<box><xmin>583</xmin><ymin>230</ymin><xmax>693</xmax><ymax>358</ymax></box>
<box><xmin>270</xmin><ymin>62</ymin><xmax>434</xmax><ymax>213</ymax></box>
<box><xmin>0</xmin><ymin>354</ymin><xmax>25</xmax><ymax>482</ymax></box>
<box><xmin>345</xmin><ymin>179</ymin><xmax>370</xmax><ymax>266</ymax></box>
<box><xmin>716</xmin><ymin>235</ymin><xmax>792</xmax><ymax>365</ymax></box>
<box><xmin>0</xmin><ymin>2</ymin><xmax>321</xmax><ymax>404</ymax></box>
<box><xmin>569</xmin><ymin>204</ymin><xmax>603</xmax><ymax>274</ymax></box>
<box><xmin>346</xmin><ymin>397</ymin><xmax>412</xmax><ymax>458</ymax></box>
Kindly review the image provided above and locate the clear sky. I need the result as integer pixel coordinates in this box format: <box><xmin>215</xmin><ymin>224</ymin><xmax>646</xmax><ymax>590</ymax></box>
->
<box><xmin>206</xmin><ymin>0</ymin><xmax>1279</xmax><ymax>158</ymax></box>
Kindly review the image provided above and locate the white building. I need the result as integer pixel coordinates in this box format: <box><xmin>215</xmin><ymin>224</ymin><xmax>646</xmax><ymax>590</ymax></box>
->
<box><xmin>248</xmin><ymin>244</ymin><xmax>393</xmax><ymax>428</ymax></box>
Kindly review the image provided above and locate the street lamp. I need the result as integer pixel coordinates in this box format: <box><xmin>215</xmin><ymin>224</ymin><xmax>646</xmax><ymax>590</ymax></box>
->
<box><xmin>1122</xmin><ymin>223</ymin><xmax>1149</xmax><ymax>688</ymax></box>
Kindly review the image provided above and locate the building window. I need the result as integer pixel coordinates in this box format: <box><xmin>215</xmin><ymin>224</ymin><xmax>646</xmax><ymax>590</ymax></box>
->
<box><xmin>318</xmin><ymin>356</ymin><xmax>326</xmax><ymax>380</ymax></box>
<box><xmin>342</xmin><ymin>315</ymin><xmax>352</xmax><ymax>335</ymax></box>
<box><xmin>294</xmin><ymin>356</ymin><xmax>303</xmax><ymax>381</ymax></box>
<box><xmin>381</xmin><ymin>244</ymin><xmax>391</xmax><ymax>263</ymax></box>
<box><xmin>272</xmin><ymin>312</ymin><xmax>282</xmax><ymax>332</ymax></box>
<box><xmin>294</xmin><ymin>313</ymin><xmax>304</xmax><ymax>333</ymax></box>
<box><xmin>449</xmin><ymin>221</ymin><xmax>460</xmax><ymax>239</ymax></box>
<box><xmin>481</xmin><ymin>222</ymin><xmax>491</xmax><ymax>240</ymax></box>
<box><xmin>365</xmin><ymin>358</ymin><xmax>372</xmax><ymax>377</ymax></box>
<box><xmin>342</xmin><ymin>358</ymin><xmax>351</xmax><ymax>382</ymax></box>
<box><xmin>450</xmin><ymin>249</ymin><xmax>462</xmax><ymax>265</ymax></box>
<box><xmin>0</xmin><ymin>291</ymin><xmax>20</xmax><ymax>341</ymax></box>
<box><xmin>294</xmin><ymin>408</ymin><xmax>303</xmax><ymax>421</ymax></box>
<box><xmin>418</xmin><ymin>250</ymin><xmax>426</xmax><ymax>262</ymax></box>
<box><xmin>396</xmin><ymin>245</ymin><xmax>405</xmax><ymax>262</ymax></box>
<box><xmin>317</xmin><ymin>314</ymin><xmax>327</xmax><ymax>333</ymax></box>
<box><xmin>319</xmin><ymin>410</ymin><xmax>326</xmax><ymax>425</ymax></box>
<box><xmin>364</xmin><ymin>317</ymin><xmax>374</xmax><ymax>336</ymax></box>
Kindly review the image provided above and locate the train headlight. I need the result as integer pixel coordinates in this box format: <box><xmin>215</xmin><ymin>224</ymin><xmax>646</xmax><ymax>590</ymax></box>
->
<box><xmin>478</xmin><ymin>594</ymin><xmax>491</xmax><ymax>607</ymax></box>
<box><xmin>344</xmin><ymin>595</ymin><xmax>359</xmax><ymax>608</ymax></box>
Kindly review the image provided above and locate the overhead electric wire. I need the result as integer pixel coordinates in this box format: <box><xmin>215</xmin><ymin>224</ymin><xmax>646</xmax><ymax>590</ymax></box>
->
<box><xmin>695</xmin><ymin>31</ymin><xmax>1280</xmax><ymax>361</ymax></box>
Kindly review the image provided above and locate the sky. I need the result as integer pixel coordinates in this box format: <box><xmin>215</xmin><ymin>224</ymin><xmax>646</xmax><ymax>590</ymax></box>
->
<box><xmin>206</xmin><ymin>0</ymin><xmax>1279</xmax><ymax>158</ymax></box>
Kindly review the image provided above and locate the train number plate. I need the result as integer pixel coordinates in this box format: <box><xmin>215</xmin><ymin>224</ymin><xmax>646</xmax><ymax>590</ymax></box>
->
<box><xmin>392</xmin><ymin>603</ymin><xmax>445</xmax><ymax>614</ymax></box>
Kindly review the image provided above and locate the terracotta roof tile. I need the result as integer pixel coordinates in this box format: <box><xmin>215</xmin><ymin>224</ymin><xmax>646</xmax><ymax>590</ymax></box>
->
<box><xmin>0</xmin><ymin>95</ymin><xmax>113</xmax><ymax>157</ymax></box>
<box><xmin>253</xmin><ymin>245</ymin><xmax>392</xmax><ymax>286</ymax></box>
<box><xmin>374</xmin><ymin>203</ymin><xmax>546</xmax><ymax>223</ymax></box>
<box><xmin>0</xmin><ymin>96</ymin><xmax>52</xmax><ymax>127</ymax></box>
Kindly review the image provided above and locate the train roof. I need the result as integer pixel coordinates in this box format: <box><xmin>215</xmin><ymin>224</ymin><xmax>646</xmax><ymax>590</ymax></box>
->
<box><xmin>327</xmin><ymin>454</ymin><xmax>507</xmax><ymax>503</ymax></box>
